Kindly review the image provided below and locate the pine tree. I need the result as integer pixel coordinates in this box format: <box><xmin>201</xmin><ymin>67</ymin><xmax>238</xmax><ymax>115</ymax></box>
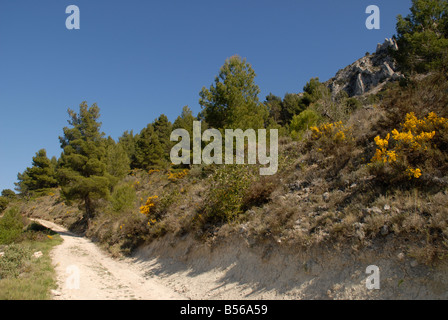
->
<box><xmin>172</xmin><ymin>106</ymin><xmax>198</xmax><ymax>166</ymax></box>
<box><xmin>134</xmin><ymin>123</ymin><xmax>165</xmax><ymax>170</ymax></box>
<box><xmin>57</xmin><ymin>102</ymin><xmax>112</xmax><ymax>220</ymax></box>
<box><xmin>15</xmin><ymin>149</ymin><xmax>58</xmax><ymax>194</ymax></box>
<box><xmin>281</xmin><ymin>93</ymin><xmax>305</xmax><ymax>124</ymax></box>
<box><xmin>265</xmin><ymin>94</ymin><xmax>283</xmax><ymax>125</ymax></box>
<box><xmin>199</xmin><ymin>55</ymin><xmax>268</xmax><ymax>130</ymax></box>
<box><xmin>118</xmin><ymin>130</ymin><xmax>137</xmax><ymax>168</ymax></box>
<box><xmin>395</xmin><ymin>0</ymin><xmax>448</xmax><ymax>73</ymax></box>
<box><xmin>105</xmin><ymin>137</ymin><xmax>131</xmax><ymax>185</ymax></box>
<box><xmin>153</xmin><ymin>114</ymin><xmax>173</xmax><ymax>162</ymax></box>
<box><xmin>173</xmin><ymin>106</ymin><xmax>196</xmax><ymax>133</ymax></box>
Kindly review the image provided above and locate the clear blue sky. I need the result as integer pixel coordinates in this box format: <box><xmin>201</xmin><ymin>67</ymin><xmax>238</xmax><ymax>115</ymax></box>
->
<box><xmin>0</xmin><ymin>0</ymin><xmax>412</xmax><ymax>192</ymax></box>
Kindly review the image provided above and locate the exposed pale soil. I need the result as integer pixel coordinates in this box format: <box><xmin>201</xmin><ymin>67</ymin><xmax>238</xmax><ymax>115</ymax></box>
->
<box><xmin>34</xmin><ymin>219</ymin><xmax>184</xmax><ymax>300</ymax></box>
<box><xmin>37</xmin><ymin>219</ymin><xmax>448</xmax><ymax>300</ymax></box>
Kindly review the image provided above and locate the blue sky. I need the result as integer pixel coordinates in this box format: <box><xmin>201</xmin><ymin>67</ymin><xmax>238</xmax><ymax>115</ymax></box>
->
<box><xmin>0</xmin><ymin>0</ymin><xmax>412</xmax><ymax>192</ymax></box>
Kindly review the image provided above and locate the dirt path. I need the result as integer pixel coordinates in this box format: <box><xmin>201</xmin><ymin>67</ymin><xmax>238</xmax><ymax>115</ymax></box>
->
<box><xmin>34</xmin><ymin>219</ymin><xmax>448</xmax><ymax>300</ymax></box>
<box><xmin>34</xmin><ymin>219</ymin><xmax>185</xmax><ymax>300</ymax></box>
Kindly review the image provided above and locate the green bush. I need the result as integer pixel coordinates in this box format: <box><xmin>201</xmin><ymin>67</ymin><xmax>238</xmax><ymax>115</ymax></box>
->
<box><xmin>345</xmin><ymin>97</ymin><xmax>362</xmax><ymax>112</ymax></box>
<box><xmin>0</xmin><ymin>244</ymin><xmax>32</xmax><ymax>279</ymax></box>
<box><xmin>289</xmin><ymin>109</ymin><xmax>322</xmax><ymax>140</ymax></box>
<box><xmin>0</xmin><ymin>207</ymin><xmax>24</xmax><ymax>245</ymax></box>
<box><xmin>0</xmin><ymin>197</ymin><xmax>9</xmax><ymax>213</ymax></box>
<box><xmin>110</xmin><ymin>183</ymin><xmax>137</xmax><ymax>213</ymax></box>
<box><xmin>1</xmin><ymin>189</ymin><xmax>16</xmax><ymax>199</ymax></box>
<box><xmin>203</xmin><ymin>165</ymin><xmax>254</xmax><ymax>223</ymax></box>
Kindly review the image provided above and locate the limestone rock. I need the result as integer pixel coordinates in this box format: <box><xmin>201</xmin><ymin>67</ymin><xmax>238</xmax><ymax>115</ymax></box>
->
<box><xmin>33</xmin><ymin>251</ymin><xmax>43</xmax><ymax>259</ymax></box>
<box><xmin>51</xmin><ymin>289</ymin><xmax>62</xmax><ymax>296</ymax></box>
<box><xmin>325</xmin><ymin>38</ymin><xmax>404</xmax><ymax>98</ymax></box>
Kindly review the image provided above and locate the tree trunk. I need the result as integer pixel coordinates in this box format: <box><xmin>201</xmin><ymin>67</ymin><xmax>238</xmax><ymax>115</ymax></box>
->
<box><xmin>84</xmin><ymin>195</ymin><xmax>93</xmax><ymax>221</ymax></box>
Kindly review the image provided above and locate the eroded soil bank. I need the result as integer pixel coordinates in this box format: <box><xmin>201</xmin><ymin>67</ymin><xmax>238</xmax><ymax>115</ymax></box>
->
<box><xmin>131</xmin><ymin>234</ymin><xmax>448</xmax><ymax>300</ymax></box>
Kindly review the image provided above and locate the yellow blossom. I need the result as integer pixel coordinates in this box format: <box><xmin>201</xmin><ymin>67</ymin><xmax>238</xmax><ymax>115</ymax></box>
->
<box><xmin>139</xmin><ymin>196</ymin><xmax>158</xmax><ymax>215</ymax></box>
<box><xmin>406</xmin><ymin>167</ymin><xmax>422</xmax><ymax>179</ymax></box>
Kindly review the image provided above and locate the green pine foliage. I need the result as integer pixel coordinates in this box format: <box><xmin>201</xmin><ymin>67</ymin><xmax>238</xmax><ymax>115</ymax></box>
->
<box><xmin>199</xmin><ymin>55</ymin><xmax>268</xmax><ymax>130</ymax></box>
<box><xmin>57</xmin><ymin>102</ymin><xmax>114</xmax><ymax>220</ymax></box>
<box><xmin>265</xmin><ymin>93</ymin><xmax>306</xmax><ymax>127</ymax></box>
<box><xmin>172</xmin><ymin>106</ymin><xmax>198</xmax><ymax>166</ymax></box>
<box><xmin>395</xmin><ymin>0</ymin><xmax>448</xmax><ymax>73</ymax></box>
<box><xmin>118</xmin><ymin>130</ymin><xmax>137</xmax><ymax>168</ymax></box>
<box><xmin>106</xmin><ymin>139</ymin><xmax>131</xmax><ymax>184</ymax></box>
<box><xmin>134</xmin><ymin>123</ymin><xmax>165</xmax><ymax>170</ymax></box>
<box><xmin>173</xmin><ymin>106</ymin><xmax>196</xmax><ymax>133</ymax></box>
<box><xmin>153</xmin><ymin>114</ymin><xmax>173</xmax><ymax>163</ymax></box>
<box><xmin>15</xmin><ymin>149</ymin><xmax>58</xmax><ymax>195</ymax></box>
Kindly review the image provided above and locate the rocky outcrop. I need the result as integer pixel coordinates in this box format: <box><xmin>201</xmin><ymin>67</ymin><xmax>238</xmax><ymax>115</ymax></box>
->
<box><xmin>325</xmin><ymin>38</ymin><xmax>404</xmax><ymax>99</ymax></box>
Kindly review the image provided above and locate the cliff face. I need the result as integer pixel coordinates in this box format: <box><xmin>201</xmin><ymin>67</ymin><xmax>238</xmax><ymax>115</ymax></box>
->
<box><xmin>325</xmin><ymin>38</ymin><xmax>404</xmax><ymax>99</ymax></box>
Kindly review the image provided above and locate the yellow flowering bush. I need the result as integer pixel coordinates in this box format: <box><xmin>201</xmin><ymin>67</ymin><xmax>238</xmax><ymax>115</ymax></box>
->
<box><xmin>371</xmin><ymin>134</ymin><xmax>400</xmax><ymax>164</ymax></box>
<box><xmin>147</xmin><ymin>218</ymin><xmax>157</xmax><ymax>226</ymax></box>
<box><xmin>308</xmin><ymin>121</ymin><xmax>355</xmax><ymax>169</ymax></box>
<box><xmin>406</xmin><ymin>167</ymin><xmax>422</xmax><ymax>179</ymax></box>
<box><xmin>370</xmin><ymin>112</ymin><xmax>448</xmax><ymax>180</ymax></box>
<box><xmin>310</xmin><ymin>121</ymin><xmax>350</xmax><ymax>143</ymax></box>
<box><xmin>167</xmin><ymin>169</ymin><xmax>189</xmax><ymax>181</ymax></box>
<box><xmin>139</xmin><ymin>196</ymin><xmax>158</xmax><ymax>215</ymax></box>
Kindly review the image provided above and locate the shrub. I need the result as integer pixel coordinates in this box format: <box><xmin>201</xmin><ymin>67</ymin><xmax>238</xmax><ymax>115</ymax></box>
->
<box><xmin>0</xmin><ymin>197</ymin><xmax>9</xmax><ymax>213</ymax></box>
<box><xmin>369</xmin><ymin>112</ymin><xmax>448</xmax><ymax>184</ymax></box>
<box><xmin>167</xmin><ymin>169</ymin><xmax>189</xmax><ymax>181</ymax></box>
<box><xmin>203</xmin><ymin>165</ymin><xmax>254</xmax><ymax>223</ymax></box>
<box><xmin>154</xmin><ymin>188</ymin><xmax>181</xmax><ymax>218</ymax></box>
<box><xmin>344</xmin><ymin>97</ymin><xmax>362</xmax><ymax>112</ymax></box>
<box><xmin>110</xmin><ymin>183</ymin><xmax>137</xmax><ymax>213</ymax></box>
<box><xmin>139</xmin><ymin>196</ymin><xmax>159</xmax><ymax>216</ymax></box>
<box><xmin>308</xmin><ymin>121</ymin><xmax>355</xmax><ymax>158</ymax></box>
<box><xmin>0</xmin><ymin>207</ymin><xmax>24</xmax><ymax>245</ymax></box>
<box><xmin>1</xmin><ymin>189</ymin><xmax>16</xmax><ymax>199</ymax></box>
<box><xmin>380</xmin><ymin>72</ymin><xmax>448</xmax><ymax>131</ymax></box>
<box><xmin>242</xmin><ymin>175</ymin><xmax>278</xmax><ymax>211</ymax></box>
<box><xmin>289</xmin><ymin>109</ymin><xmax>322</xmax><ymax>140</ymax></box>
<box><xmin>0</xmin><ymin>244</ymin><xmax>32</xmax><ymax>279</ymax></box>
<box><xmin>310</xmin><ymin>121</ymin><xmax>352</xmax><ymax>146</ymax></box>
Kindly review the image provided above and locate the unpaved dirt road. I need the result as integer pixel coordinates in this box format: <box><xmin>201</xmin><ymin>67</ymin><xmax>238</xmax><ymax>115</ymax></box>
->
<box><xmin>34</xmin><ymin>219</ymin><xmax>185</xmax><ymax>300</ymax></box>
<box><xmin>32</xmin><ymin>219</ymin><xmax>448</xmax><ymax>300</ymax></box>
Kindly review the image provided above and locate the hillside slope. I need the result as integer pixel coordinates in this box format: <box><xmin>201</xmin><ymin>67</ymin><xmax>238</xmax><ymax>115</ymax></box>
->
<box><xmin>18</xmin><ymin>66</ymin><xmax>448</xmax><ymax>298</ymax></box>
<box><xmin>8</xmin><ymin>38</ymin><xmax>448</xmax><ymax>300</ymax></box>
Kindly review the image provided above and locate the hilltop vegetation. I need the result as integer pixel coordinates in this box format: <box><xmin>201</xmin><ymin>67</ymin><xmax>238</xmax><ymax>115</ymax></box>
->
<box><xmin>3</xmin><ymin>0</ymin><xmax>448</xmax><ymax>265</ymax></box>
